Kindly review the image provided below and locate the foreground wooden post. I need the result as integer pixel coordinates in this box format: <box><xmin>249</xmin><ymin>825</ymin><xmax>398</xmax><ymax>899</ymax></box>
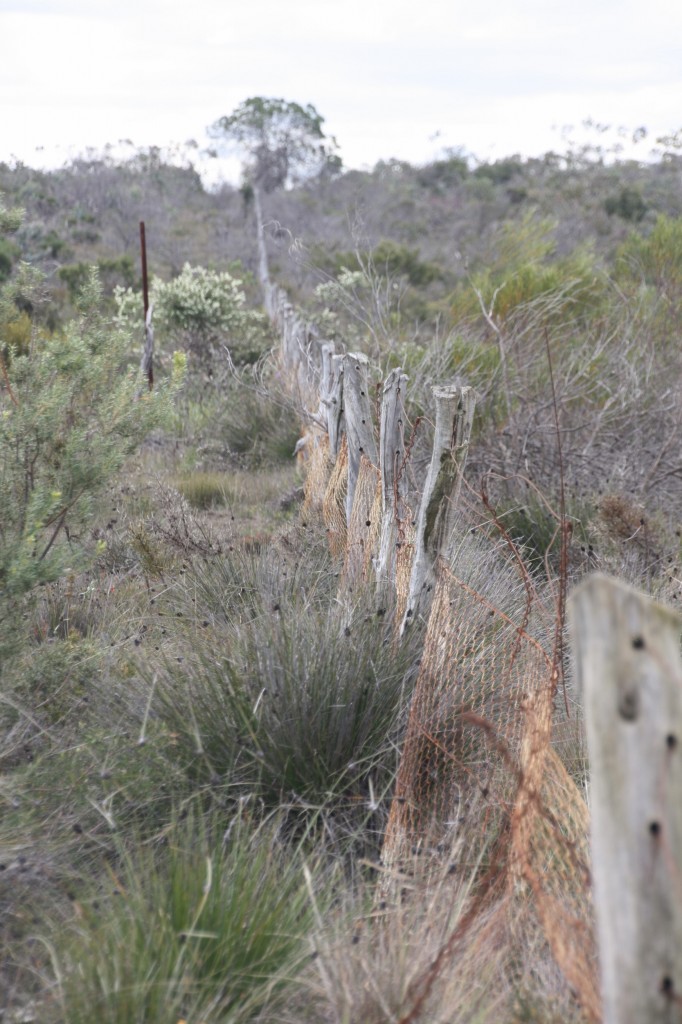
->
<box><xmin>375</xmin><ymin>367</ymin><xmax>408</xmax><ymax>602</ymax></box>
<box><xmin>342</xmin><ymin>353</ymin><xmax>377</xmax><ymax>525</ymax></box>
<box><xmin>568</xmin><ymin>574</ymin><xmax>682</xmax><ymax>1024</ymax></box>
<box><xmin>401</xmin><ymin>384</ymin><xmax>475</xmax><ymax>632</ymax></box>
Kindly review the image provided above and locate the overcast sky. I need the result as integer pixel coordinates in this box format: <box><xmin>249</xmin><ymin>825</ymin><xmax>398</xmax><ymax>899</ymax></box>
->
<box><xmin>2</xmin><ymin>0</ymin><xmax>681</xmax><ymax>183</ymax></box>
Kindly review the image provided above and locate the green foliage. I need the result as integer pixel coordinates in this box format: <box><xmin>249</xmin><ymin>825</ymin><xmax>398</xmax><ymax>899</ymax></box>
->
<box><xmin>115</xmin><ymin>263</ymin><xmax>269</xmax><ymax>364</ymax></box>
<box><xmin>603</xmin><ymin>186</ymin><xmax>647</xmax><ymax>222</ymax></box>
<box><xmin>0</xmin><ymin>236</ymin><xmax>18</xmax><ymax>282</ymax></box>
<box><xmin>417</xmin><ymin>153</ymin><xmax>469</xmax><ymax>190</ymax></box>
<box><xmin>210</xmin><ymin>95</ymin><xmax>341</xmax><ymax>191</ymax></box>
<box><xmin>617</xmin><ymin>214</ymin><xmax>682</xmax><ymax>293</ymax></box>
<box><xmin>58</xmin><ymin>814</ymin><xmax>318</xmax><ymax>1023</ymax></box>
<box><xmin>0</xmin><ymin>310</ymin><xmax>32</xmax><ymax>357</ymax></box>
<box><xmin>452</xmin><ymin>213</ymin><xmax>606</xmax><ymax>325</ymax></box>
<box><xmin>449</xmin><ymin>333</ymin><xmax>502</xmax><ymax>381</ymax></box>
<box><xmin>58</xmin><ymin>261</ymin><xmax>90</xmax><ymax>301</ymax></box>
<box><xmin>473</xmin><ymin>157</ymin><xmax>525</xmax><ymax>184</ymax></box>
<box><xmin>0</xmin><ymin>193</ymin><xmax>24</xmax><ymax>235</ymax></box>
<box><xmin>40</xmin><ymin>229</ymin><xmax>70</xmax><ymax>259</ymax></box>
<box><xmin>372</xmin><ymin>240</ymin><xmax>444</xmax><ymax>287</ymax></box>
<box><xmin>495</xmin><ymin>493</ymin><xmax>591</xmax><ymax>577</ymax></box>
<box><xmin>97</xmin><ymin>254</ymin><xmax>135</xmax><ymax>290</ymax></box>
<box><xmin>217</xmin><ymin>364</ymin><xmax>302</xmax><ymax>466</ymax></box>
<box><xmin>0</xmin><ymin>270</ymin><xmax>180</xmax><ymax>623</ymax></box>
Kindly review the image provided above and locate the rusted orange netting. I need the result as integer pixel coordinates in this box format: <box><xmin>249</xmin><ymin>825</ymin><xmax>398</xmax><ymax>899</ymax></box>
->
<box><xmin>321</xmin><ymin>436</ymin><xmax>349</xmax><ymax>560</ymax></box>
<box><xmin>382</xmin><ymin>552</ymin><xmax>599</xmax><ymax>1021</ymax></box>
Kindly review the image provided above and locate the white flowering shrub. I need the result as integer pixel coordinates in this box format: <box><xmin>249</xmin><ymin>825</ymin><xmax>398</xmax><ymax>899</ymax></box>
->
<box><xmin>115</xmin><ymin>264</ymin><xmax>270</xmax><ymax>364</ymax></box>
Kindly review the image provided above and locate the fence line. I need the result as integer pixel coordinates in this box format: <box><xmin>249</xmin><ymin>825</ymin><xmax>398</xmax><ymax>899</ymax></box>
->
<box><xmin>256</xmin><ymin>228</ymin><xmax>681</xmax><ymax>1021</ymax></box>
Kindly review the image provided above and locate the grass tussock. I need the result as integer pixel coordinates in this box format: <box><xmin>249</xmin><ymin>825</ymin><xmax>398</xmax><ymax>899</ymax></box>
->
<box><xmin>53</xmin><ymin>812</ymin><xmax>323</xmax><ymax>1024</ymax></box>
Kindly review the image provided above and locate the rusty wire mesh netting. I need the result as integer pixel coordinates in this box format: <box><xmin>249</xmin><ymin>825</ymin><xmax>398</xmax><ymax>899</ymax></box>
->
<box><xmin>379</xmin><ymin>550</ymin><xmax>599</xmax><ymax>1022</ymax></box>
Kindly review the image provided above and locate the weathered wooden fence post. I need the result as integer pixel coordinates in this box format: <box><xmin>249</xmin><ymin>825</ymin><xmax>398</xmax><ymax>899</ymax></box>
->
<box><xmin>342</xmin><ymin>352</ymin><xmax>378</xmax><ymax>525</ymax></box>
<box><xmin>324</xmin><ymin>352</ymin><xmax>344</xmax><ymax>459</ymax></box>
<box><xmin>375</xmin><ymin>367</ymin><xmax>408</xmax><ymax>604</ymax></box>
<box><xmin>568</xmin><ymin>573</ymin><xmax>682</xmax><ymax>1024</ymax></box>
<box><xmin>401</xmin><ymin>384</ymin><xmax>476</xmax><ymax>633</ymax></box>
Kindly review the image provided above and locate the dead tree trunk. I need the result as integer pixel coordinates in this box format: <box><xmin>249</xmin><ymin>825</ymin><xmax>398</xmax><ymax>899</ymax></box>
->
<box><xmin>401</xmin><ymin>384</ymin><xmax>475</xmax><ymax>633</ymax></box>
<box><xmin>568</xmin><ymin>573</ymin><xmax>682</xmax><ymax>1024</ymax></box>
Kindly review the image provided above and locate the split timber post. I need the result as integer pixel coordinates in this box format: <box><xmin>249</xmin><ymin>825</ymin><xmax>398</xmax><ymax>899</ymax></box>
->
<box><xmin>317</xmin><ymin>345</ymin><xmax>344</xmax><ymax>459</ymax></box>
<box><xmin>568</xmin><ymin>574</ymin><xmax>682</xmax><ymax>1024</ymax></box>
<box><xmin>401</xmin><ymin>384</ymin><xmax>475</xmax><ymax>633</ymax></box>
<box><xmin>375</xmin><ymin>367</ymin><xmax>408</xmax><ymax>603</ymax></box>
<box><xmin>342</xmin><ymin>352</ymin><xmax>378</xmax><ymax>525</ymax></box>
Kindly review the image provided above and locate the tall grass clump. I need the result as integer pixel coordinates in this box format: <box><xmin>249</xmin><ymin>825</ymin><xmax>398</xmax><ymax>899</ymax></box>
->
<box><xmin>55</xmin><ymin>812</ymin><xmax>322</xmax><ymax>1024</ymax></box>
<box><xmin>155</xmin><ymin>548</ymin><xmax>420</xmax><ymax>847</ymax></box>
<box><xmin>302</xmin><ymin>834</ymin><xmax>510</xmax><ymax>1024</ymax></box>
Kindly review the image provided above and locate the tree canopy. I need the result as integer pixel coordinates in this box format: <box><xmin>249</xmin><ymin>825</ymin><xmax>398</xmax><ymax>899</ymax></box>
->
<box><xmin>209</xmin><ymin>97</ymin><xmax>341</xmax><ymax>192</ymax></box>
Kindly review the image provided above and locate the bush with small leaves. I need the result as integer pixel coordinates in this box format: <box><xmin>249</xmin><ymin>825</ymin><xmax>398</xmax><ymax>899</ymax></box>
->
<box><xmin>115</xmin><ymin>262</ymin><xmax>271</xmax><ymax>365</ymax></box>
<box><xmin>0</xmin><ymin>269</ymin><xmax>182</xmax><ymax>656</ymax></box>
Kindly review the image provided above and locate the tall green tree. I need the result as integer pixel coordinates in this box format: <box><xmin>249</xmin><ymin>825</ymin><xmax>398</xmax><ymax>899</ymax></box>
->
<box><xmin>209</xmin><ymin>97</ymin><xmax>341</xmax><ymax>192</ymax></box>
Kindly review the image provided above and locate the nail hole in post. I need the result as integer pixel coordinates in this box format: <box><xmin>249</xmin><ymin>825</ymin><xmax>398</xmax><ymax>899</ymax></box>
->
<box><xmin>618</xmin><ymin>691</ymin><xmax>639</xmax><ymax>721</ymax></box>
<box><xmin>632</xmin><ymin>636</ymin><xmax>645</xmax><ymax>650</ymax></box>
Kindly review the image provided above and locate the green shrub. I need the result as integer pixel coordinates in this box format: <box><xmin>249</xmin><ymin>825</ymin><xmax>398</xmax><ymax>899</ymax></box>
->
<box><xmin>156</xmin><ymin>555</ymin><xmax>417</xmax><ymax>838</ymax></box>
<box><xmin>603</xmin><ymin>186</ymin><xmax>647</xmax><ymax>222</ymax></box>
<box><xmin>115</xmin><ymin>263</ymin><xmax>271</xmax><ymax>365</ymax></box>
<box><xmin>58</xmin><ymin>262</ymin><xmax>90</xmax><ymax>301</ymax></box>
<box><xmin>217</xmin><ymin>363</ymin><xmax>302</xmax><ymax>466</ymax></box>
<box><xmin>617</xmin><ymin>214</ymin><xmax>682</xmax><ymax>293</ymax></box>
<box><xmin>473</xmin><ymin>157</ymin><xmax>526</xmax><ymax>184</ymax></box>
<box><xmin>0</xmin><ymin>236</ymin><xmax>18</xmax><ymax>282</ymax></box>
<box><xmin>371</xmin><ymin>239</ymin><xmax>443</xmax><ymax>287</ymax></box>
<box><xmin>0</xmin><ymin>270</ymin><xmax>182</xmax><ymax>656</ymax></box>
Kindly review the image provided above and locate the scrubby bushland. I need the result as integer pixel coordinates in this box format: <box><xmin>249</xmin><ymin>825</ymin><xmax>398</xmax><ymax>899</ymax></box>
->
<box><xmin>3</xmin><ymin>136</ymin><xmax>682</xmax><ymax>1024</ymax></box>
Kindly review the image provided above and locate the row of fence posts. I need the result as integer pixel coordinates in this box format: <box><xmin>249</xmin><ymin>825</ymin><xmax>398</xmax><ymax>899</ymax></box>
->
<box><xmin>254</xmin><ymin>225</ymin><xmax>682</xmax><ymax>1022</ymax></box>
